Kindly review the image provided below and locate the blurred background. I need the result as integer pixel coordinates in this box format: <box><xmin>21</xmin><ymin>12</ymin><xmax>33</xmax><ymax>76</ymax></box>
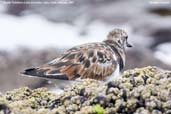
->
<box><xmin>0</xmin><ymin>0</ymin><xmax>171</xmax><ymax>92</ymax></box>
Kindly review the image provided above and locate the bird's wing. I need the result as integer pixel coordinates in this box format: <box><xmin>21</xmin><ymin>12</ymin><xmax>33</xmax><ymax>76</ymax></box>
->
<box><xmin>22</xmin><ymin>43</ymin><xmax>117</xmax><ymax>80</ymax></box>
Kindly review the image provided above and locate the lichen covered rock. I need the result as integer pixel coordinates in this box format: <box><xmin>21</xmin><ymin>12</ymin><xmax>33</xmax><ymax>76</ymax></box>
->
<box><xmin>0</xmin><ymin>66</ymin><xmax>171</xmax><ymax>114</ymax></box>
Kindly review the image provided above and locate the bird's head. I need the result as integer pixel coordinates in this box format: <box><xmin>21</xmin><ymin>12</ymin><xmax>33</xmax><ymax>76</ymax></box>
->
<box><xmin>106</xmin><ymin>28</ymin><xmax>132</xmax><ymax>48</ymax></box>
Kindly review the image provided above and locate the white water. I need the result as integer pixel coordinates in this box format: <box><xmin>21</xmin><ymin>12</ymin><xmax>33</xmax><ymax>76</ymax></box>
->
<box><xmin>154</xmin><ymin>43</ymin><xmax>171</xmax><ymax>65</ymax></box>
<box><xmin>0</xmin><ymin>7</ymin><xmax>147</xmax><ymax>51</ymax></box>
<box><xmin>0</xmin><ymin>13</ymin><xmax>116</xmax><ymax>51</ymax></box>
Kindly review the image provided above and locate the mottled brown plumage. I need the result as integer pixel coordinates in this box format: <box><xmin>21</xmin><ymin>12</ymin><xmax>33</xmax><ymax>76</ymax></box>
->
<box><xmin>22</xmin><ymin>28</ymin><xmax>132</xmax><ymax>81</ymax></box>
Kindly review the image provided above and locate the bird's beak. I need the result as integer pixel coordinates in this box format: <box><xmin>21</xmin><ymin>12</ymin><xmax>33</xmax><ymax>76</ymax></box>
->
<box><xmin>126</xmin><ymin>39</ymin><xmax>133</xmax><ymax>48</ymax></box>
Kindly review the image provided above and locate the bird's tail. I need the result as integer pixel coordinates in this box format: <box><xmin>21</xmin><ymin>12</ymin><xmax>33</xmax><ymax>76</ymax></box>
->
<box><xmin>21</xmin><ymin>67</ymin><xmax>69</xmax><ymax>80</ymax></box>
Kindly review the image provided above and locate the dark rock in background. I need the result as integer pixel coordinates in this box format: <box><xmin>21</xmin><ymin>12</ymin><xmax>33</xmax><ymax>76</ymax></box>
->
<box><xmin>150</xmin><ymin>28</ymin><xmax>171</xmax><ymax>49</ymax></box>
<box><xmin>126</xmin><ymin>49</ymin><xmax>171</xmax><ymax>70</ymax></box>
<box><xmin>6</xmin><ymin>3</ymin><xmax>28</xmax><ymax>16</ymax></box>
<box><xmin>149</xmin><ymin>7</ymin><xmax>171</xmax><ymax>16</ymax></box>
<box><xmin>0</xmin><ymin>48</ymin><xmax>60</xmax><ymax>92</ymax></box>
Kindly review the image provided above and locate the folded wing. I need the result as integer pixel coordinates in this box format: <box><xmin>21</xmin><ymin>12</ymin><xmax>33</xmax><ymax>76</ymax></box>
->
<box><xmin>22</xmin><ymin>43</ymin><xmax>117</xmax><ymax>80</ymax></box>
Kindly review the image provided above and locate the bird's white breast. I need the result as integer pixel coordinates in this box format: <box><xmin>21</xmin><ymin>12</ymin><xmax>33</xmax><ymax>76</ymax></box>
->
<box><xmin>106</xmin><ymin>63</ymin><xmax>120</xmax><ymax>82</ymax></box>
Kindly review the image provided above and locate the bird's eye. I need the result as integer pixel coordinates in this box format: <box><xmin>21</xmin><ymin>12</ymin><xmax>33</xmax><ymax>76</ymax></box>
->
<box><xmin>125</xmin><ymin>36</ymin><xmax>128</xmax><ymax>39</ymax></box>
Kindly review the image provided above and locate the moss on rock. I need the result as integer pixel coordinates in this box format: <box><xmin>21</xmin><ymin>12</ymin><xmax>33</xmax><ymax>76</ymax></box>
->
<box><xmin>0</xmin><ymin>66</ymin><xmax>171</xmax><ymax>114</ymax></box>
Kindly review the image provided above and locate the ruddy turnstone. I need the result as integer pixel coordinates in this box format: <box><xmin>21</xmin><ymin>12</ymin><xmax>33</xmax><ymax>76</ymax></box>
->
<box><xmin>22</xmin><ymin>28</ymin><xmax>132</xmax><ymax>82</ymax></box>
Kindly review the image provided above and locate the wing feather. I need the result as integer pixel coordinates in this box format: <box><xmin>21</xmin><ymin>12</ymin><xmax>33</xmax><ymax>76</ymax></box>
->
<box><xmin>23</xmin><ymin>43</ymin><xmax>118</xmax><ymax>80</ymax></box>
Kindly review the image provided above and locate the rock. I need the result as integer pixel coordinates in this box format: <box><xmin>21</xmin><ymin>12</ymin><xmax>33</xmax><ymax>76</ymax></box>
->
<box><xmin>150</xmin><ymin>28</ymin><xmax>171</xmax><ymax>49</ymax></box>
<box><xmin>0</xmin><ymin>66</ymin><xmax>171</xmax><ymax>114</ymax></box>
<box><xmin>0</xmin><ymin>48</ymin><xmax>60</xmax><ymax>92</ymax></box>
<box><xmin>126</xmin><ymin>49</ymin><xmax>171</xmax><ymax>70</ymax></box>
<box><xmin>149</xmin><ymin>8</ymin><xmax>171</xmax><ymax>17</ymax></box>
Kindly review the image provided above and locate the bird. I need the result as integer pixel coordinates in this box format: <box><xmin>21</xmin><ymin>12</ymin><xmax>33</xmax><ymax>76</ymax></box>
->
<box><xmin>22</xmin><ymin>28</ymin><xmax>132</xmax><ymax>83</ymax></box>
